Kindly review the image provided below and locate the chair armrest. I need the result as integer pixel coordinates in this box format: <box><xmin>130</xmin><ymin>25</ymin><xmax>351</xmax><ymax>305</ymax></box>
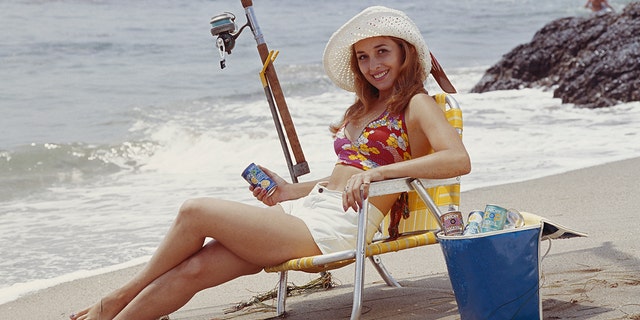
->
<box><xmin>365</xmin><ymin>177</ymin><xmax>461</xmax><ymax>197</ymax></box>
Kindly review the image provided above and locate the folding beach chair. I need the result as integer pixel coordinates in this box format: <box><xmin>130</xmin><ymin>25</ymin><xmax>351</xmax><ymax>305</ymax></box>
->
<box><xmin>264</xmin><ymin>93</ymin><xmax>463</xmax><ymax>320</ymax></box>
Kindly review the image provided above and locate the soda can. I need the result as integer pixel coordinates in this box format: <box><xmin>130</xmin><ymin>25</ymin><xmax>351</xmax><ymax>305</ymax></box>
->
<box><xmin>463</xmin><ymin>210</ymin><xmax>484</xmax><ymax>235</ymax></box>
<box><xmin>241</xmin><ymin>163</ymin><xmax>277</xmax><ymax>197</ymax></box>
<box><xmin>481</xmin><ymin>204</ymin><xmax>508</xmax><ymax>232</ymax></box>
<box><xmin>440</xmin><ymin>210</ymin><xmax>464</xmax><ymax>236</ymax></box>
<box><xmin>504</xmin><ymin>208</ymin><xmax>525</xmax><ymax>229</ymax></box>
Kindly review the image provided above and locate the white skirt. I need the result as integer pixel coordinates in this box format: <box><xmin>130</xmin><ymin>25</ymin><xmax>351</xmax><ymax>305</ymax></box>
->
<box><xmin>278</xmin><ymin>183</ymin><xmax>385</xmax><ymax>254</ymax></box>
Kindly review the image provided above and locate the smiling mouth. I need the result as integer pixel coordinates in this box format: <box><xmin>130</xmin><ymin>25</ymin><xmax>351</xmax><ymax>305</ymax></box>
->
<box><xmin>373</xmin><ymin>70</ymin><xmax>388</xmax><ymax>79</ymax></box>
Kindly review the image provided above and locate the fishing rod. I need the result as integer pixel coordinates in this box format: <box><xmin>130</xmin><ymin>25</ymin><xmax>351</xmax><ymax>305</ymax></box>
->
<box><xmin>209</xmin><ymin>0</ymin><xmax>310</xmax><ymax>183</ymax></box>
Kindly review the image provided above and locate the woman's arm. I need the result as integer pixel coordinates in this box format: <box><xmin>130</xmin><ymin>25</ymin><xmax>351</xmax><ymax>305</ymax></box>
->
<box><xmin>380</xmin><ymin>93</ymin><xmax>471</xmax><ymax>179</ymax></box>
<box><xmin>343</xmin><ymin>94</ymin><xmax>471</xmax><ymax>209</ymax></box>
<box><xmin>250</xmin><ymin>165</ymin><xmax>329</xmax><ymax>206</ymax></box>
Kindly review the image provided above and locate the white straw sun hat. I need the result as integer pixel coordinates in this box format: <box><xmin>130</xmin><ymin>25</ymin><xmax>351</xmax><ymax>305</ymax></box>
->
<box><xmin>323</xmin><ymin>6</ymin><xmax>456</xmax><ymax>93</ymax></box>
<box><xmin>323</xmin><ymin>6</ymin><xmax>430</xmax><ymax>92</ymax></box>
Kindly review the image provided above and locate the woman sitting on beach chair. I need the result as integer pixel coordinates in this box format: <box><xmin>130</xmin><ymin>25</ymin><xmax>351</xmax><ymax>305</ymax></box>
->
<box><xmin>70</xmin><ymin>6</ymin><xmax>470</xmax><ymax>320</ymax></box>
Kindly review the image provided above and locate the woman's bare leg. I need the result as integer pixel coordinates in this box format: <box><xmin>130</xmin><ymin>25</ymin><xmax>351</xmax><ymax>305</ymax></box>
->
<box><xmin>72</xmin><ymin>197</ymin><xmax>321</xmax><ymax>320</ymax></box>
<box><xmin>115</xmin><ymin>238</ymin><xmax>261</xmax><ymax>319</ymax></box>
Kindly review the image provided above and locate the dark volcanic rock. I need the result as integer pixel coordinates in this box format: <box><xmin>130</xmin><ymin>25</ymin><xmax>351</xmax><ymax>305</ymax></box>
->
<box><xmin>471</xmin><ymin>2</ymin><xmax>640</xmax><ymax>108</ymax></box>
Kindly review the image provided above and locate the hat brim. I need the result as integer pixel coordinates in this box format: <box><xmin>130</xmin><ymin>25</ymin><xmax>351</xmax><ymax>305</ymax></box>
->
<box><xmin>323</xmin><ymin>6</ymin><xmax>454</xmax><ymax>93</ymax></box>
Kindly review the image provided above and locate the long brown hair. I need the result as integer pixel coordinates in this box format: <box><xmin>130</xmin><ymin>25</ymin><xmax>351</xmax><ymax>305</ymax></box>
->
<box><xmin>330</xmin><ymin>37</ymin><xmax>427</xmax><ymax>134</ymax></box>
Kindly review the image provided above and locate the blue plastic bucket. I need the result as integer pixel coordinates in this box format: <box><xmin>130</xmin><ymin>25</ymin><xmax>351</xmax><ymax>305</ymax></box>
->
<box><xmin>438</xmin><ymin>225</ymin><xmax>542</xmax><ymax>320</ymax></box>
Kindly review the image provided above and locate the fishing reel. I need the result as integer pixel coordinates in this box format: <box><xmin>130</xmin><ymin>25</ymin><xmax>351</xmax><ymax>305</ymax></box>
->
<box><xmin>210</xmin><ymin>12</ymin><xmax>250</xmax><ymax>69</ymax></box>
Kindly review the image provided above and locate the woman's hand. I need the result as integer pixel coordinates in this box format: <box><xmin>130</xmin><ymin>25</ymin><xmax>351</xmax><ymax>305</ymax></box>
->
<box><xmin>342</xmin><ymin>169</ymin><xmax>384</xmax><ymax>212</ymax></box>
<box><xmin>249</xmin><ymin>165</ymin><xmax>289</xmax><ymax>206</ymax></box>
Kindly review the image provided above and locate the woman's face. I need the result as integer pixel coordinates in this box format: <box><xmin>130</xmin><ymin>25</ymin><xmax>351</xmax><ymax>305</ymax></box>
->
<box><xmin>353</xmin><ymin>36</ymin><xmax>404</xmax><ymax>96</ymax></box>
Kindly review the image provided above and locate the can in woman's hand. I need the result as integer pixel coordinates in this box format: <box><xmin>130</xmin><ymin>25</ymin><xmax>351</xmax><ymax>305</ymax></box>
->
<box><xmin>241</xmin><ymin>163</ymin><xmax>277</xmax><ymax>197</ymax></box>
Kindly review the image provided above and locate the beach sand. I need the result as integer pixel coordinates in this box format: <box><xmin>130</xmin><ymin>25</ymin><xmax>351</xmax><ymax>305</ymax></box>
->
<box><xmin>1</xmin><ymin>158</ymin><xmax>639</xmax><ymax>320</ymax></box>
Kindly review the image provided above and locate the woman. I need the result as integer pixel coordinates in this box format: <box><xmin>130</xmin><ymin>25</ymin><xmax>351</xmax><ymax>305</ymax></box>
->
<box><xmin>71</xmin><ymin>6</ymin><xmax>470</xmax><ymax>320</ymax></box>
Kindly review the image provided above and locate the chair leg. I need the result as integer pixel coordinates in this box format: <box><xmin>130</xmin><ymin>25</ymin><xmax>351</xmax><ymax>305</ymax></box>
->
<box><xmin>350</xmin><ymin>195</ymin><xmax>370</xmax><ymax>320</ymax></box>
<box><xmin>276</xmin><ymin>271</ymin><xmax>288</xmax><ymax>316</ymax></box>
<box><xmin>369</xmin><ymin>255</ymin><xmax>402</xmax><ymax>287</ymax></box>
<box><xmin>350</xmin><ymin>248</ymin><xmax>365</xmax><ymax>320</ymax></box>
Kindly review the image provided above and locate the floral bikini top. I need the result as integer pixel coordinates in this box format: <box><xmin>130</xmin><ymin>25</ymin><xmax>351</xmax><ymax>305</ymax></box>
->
<box><xmin>334</xmin><ymin>110</ymin><xmax>412</xmax><ymax>170</ymax></box>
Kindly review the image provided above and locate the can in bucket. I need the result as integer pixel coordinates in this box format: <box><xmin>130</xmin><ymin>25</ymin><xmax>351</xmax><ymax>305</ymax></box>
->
<box><xmin>481</xmin><ymin>204</ymin><xmax>508</xmax><ymax>232</ymax></box>
<box><xmin>463</xmin><ymin>210</ymin><xmax>484</xmax><ymax>235</ymax></box>
<box><xmin>504</xmin><ymin>208</ymin><xmax>525</xmax><ymax>229</ymax></box>
<box><xmin>440</xmin><ymin>210</ymin><xmax>464</xmax><ymax>236</ymax></box>
<box><xmin>241</xmin><ymin>163</ymin><xmax>277</xmax><ymax>197</ymax></box>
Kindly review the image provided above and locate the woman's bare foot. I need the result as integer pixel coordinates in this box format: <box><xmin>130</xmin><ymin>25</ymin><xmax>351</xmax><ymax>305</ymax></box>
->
<box><xmin>70</xmin><ymin>300</ymin><xmax>103</xmax><ymax>320</ymax></box>
<box><xmin>70</xmin><ymin>295</ymin><xmax>127</xmax><ymax>320</ymax></box>
<box><xmin>69</xmin><ymin>306</ymin><xmax>89</xmax><ymax>320</ymax></box>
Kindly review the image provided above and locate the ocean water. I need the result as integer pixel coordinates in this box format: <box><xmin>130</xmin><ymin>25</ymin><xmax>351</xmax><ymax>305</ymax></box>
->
<box><xmin>1</xmin><ymin>0</ymin><xmax>639</xmax><ymax>304</ymax></box>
